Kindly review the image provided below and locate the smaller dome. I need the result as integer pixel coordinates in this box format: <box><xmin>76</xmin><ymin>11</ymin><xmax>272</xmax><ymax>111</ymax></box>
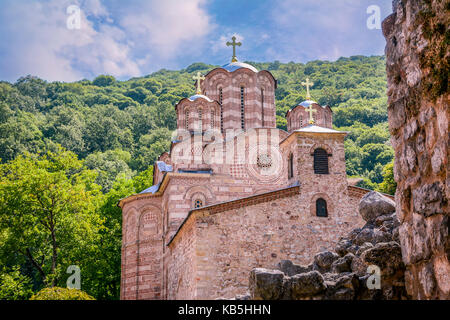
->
<box><xmin>298</xmin><ymin>100</ymin><xmax>317</xmax><ymax>107</ymax></box>
<box><xmin>188</xmin><ymin>94</ymin><xmax>213</xmax><ymax>102</ymax></box>
<box><xmin>221</xmin><ymin>61</ymin><xmax>258</xmax><ymax>73</ymax></box>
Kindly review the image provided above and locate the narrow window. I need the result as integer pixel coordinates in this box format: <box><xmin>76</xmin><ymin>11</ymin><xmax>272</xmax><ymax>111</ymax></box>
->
<box><xmin>300</xmin><ymin>114</ymin><xmax>303</xmax><ymax>128</ymax></box>
<box><xmin>313</xmin><ymin>148</ymin><xmax>329</xmax><ymax>174</ymax></box>
<box><xmin>240</xmin><ymin>86</ymin><xmax>245</xmax><ymax>130</ymax></box>
<box><xmin>261</xmin><ymin>88</ymin><xmax>265</xmax><ymax>127</ymax></box>
<box><xmin>219</xmin><ymin>88</ymin><xmax>223</xmax><ymax>132</ymax></box>
<box><xmin>316</xmin><ymin>198</ymin><xmax>328</xmax><ymax>217</ymax></box>
<box><xmin>198</xmin><ymin>109</ymin><xmax>202</xmax><ymax>131</ymax></box>
<box><xmin>211</xmin><ymin>109</ymin><xmax>215</xmax><ymax>129</ymax></box>
<box><xmin>185</xmin><ymin>110</ymin><xmax>189</xmax><ymax>130</ymax></box>
<box><xmin>288</xmin><ymin>153</ymin><xmax>294</xmax><ymax>179</ymax></box>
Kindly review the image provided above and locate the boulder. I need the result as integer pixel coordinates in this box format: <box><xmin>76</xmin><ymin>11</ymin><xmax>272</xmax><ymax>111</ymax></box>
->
<box><xmin>288</xmin><ymin>271</ymin><xmax>326</xmax><ymax>299</ymax></box>
<box><xmin>361</xmin><ymin>242</ymin><xmax>404</xmax><ymax>277</ymax></box>
<box><xmin>356</xmin><ymin>242</ymin><xmax>374</xmax><ymax>256</ymax></box>
<box><xmin>351</xmin><ymin>255</ymin><xmax>368</xmax><ymax>277</ymax></box>
<box><xmin>335</xmin><ymin>238</ymin><xmax>353</xmax><ymax>257</ymax></box>
<box><xmin>313</xmin><ymin>251</ymin><xmax>339</xmax><ymax>272</ymax></box>
<box><xmin>277</xmin><ymin>260</ymin><xmax>312</xmax><ymax>276</ymax></box>
<box><xmin>359</xmin><ymin>191</ymin><xmax>395</xmax><ymax>222</ymax></box>
<box><xmin>324</xmin><ymin>273</ymin><xmax>358</xmax><ymax>300</ymax></box>
<box><xmin>331</xmin><ymin>253</ymin><xmax>354</xmax><ymax>273</ymax></box>
<box><xmin>249</xmin><ymin>268</ymin><xmax>284</xmax><ymax>300</ymax></box>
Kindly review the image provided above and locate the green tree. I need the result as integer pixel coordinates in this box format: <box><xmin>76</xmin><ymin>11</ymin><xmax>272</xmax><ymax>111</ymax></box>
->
<box><xmin>0</xmin><ymin>266</ymin><xmax>33</xmax><ymax>300</ymax></box>
<box><xmin>0</xmin><ymin>147</ymin><xmax>103</xmax><ymax>288</ymax></box>
<box><xmin>84</xmin><ymin>149</ymin><xmax>134</xmax><ymax>192</ymax></box>
<box><xmin>93</xmin><ymin>75</ymin><xmax>116</xmax><ymax>87</ymax></box>
<box><xmin>30</xmin><ymin>287</ymin><xmax>95</xmax><ymax>300</ymax></box>
<box><xmin>378</xmin><ymin>161</ymin><xmax>396</xmax><ymax>195</ymax></box>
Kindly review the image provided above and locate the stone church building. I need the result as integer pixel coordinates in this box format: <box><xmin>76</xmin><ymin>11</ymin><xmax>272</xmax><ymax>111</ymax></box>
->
<box><xmin>119</xmin><ymin>46</ymin><xmax>375</xmax><ymax>300</ymax></box>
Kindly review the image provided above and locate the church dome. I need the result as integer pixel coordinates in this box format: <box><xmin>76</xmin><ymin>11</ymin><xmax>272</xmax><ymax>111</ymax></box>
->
<box><xmin>220</xmin><ymin>61</ymin><xmax>258</xmax><ymax>73</ymax></box>
<box><xmin>298</xmin><ymin>100</ymin><xmax>318</xmax><ymax>107</ymax></box>
<box><xmin>187</xmin><ymin>94</ymin><xmax>213</xmax><ymax>102</ymax></box>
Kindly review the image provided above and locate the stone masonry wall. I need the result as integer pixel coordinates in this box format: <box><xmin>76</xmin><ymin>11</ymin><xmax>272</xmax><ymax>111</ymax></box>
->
<box><xmin>173</xmin><ymin>186</ymin><xmax>366</xmax><ymax>299</ymax></box>
<box><xmin>382</xmin><ymin>0</ymin><xmax>449</xmax><ymax>299</ymax></box>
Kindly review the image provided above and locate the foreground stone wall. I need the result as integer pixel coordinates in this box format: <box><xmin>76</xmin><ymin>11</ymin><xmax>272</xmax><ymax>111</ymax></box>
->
<box><xmin>245</xmin><ymin>192</ymin><xmax>408</xmax><ymax>300</ymax></box>
<box><xmin>382</xmin><ymin>0</ymin><xmax>449</xmax><ymax>299</ymax></box>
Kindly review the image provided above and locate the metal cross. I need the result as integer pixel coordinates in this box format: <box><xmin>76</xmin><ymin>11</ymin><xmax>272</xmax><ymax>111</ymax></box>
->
<box><xmin>226</xmin><ymin>36</ymin><xmax>242</xmax><ymax>62</ymax></box>
<box><xmin>305</xmin><ymin>104</ymin><xmax>317</xmax><ymax>125</ymax></box>
<box><xmin>301</xmin><ymin>77</ymin><xmax>314</xmax><ymax>100</ymax></box>
<box><xmin>192</xmin><ymin>72</ymin><xmax>205</xmax><ymax>94</ymax></box>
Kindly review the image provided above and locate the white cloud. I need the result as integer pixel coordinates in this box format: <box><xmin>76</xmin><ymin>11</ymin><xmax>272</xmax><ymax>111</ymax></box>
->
<box><xmin>211</xmin><ymin>33</ymin><xmax>244</xmax><ymax>54</ymax></box>
<box><xmin>0</xmin><ymin>0</ymin><xmax>213</xmax><ymax>82</ymax></box>
<box><xmin>269</xmin><ymin>0</ymin><xmax>392</xmax><ymax>62</ymax></box>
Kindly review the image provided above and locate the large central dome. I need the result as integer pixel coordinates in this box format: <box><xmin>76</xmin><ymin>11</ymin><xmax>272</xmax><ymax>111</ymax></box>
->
<box><xmin>220</xmin><ymin>61</ymin><xmax>258</xmax><ymax>73</ymax></box>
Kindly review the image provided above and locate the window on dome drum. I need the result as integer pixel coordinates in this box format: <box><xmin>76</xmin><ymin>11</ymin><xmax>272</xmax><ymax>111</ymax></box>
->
<box><xmin>261</xmin><ymin>88</ymin><xmax>265</xmax><ymax>127</ymax></box>
<box><xmin>240</xmin><ymin>86</ymin><xmax>245</xmax><ymax>129</ymax></box>
<box><xmin>219</xmin><ymin>88</ymin><xmax>223</xmax><ymax>132</ymax></box>
<box><xmin>288</xmin><ymin>153</ymin><xmax>294</xmax><ymax>179</ymax></box>
<box><xmin>194</xmin><ymin>199</ymin><xmax>203</xmax><ymax>208</ymax></box>
<box><xmin>313</xmin><ymin>148</ymin><xmax>329</xmax><ymax>174</ymax></box>
<box><xmin>185</xmin><ymin>110</ymin><xmax>189</xmax><ymax>130</ymax></box>
<box><xmin>316</xmin><ymin>198</ymin><xmax>328</xmax><ymax>217</ymax></box>
<box><xmin>198</xmin><ymin>109</ymin><xmax>202</xmax><ymax>131</ymax></box>
<box><xmin>300</xmin><ymin>114</ymin><xmax>303</xmax><ymax>127</ymax></box>
<box><xmin>211</xmin><ymin>110</ymin><xmax>215</xmax><ymax>129</ymax></box>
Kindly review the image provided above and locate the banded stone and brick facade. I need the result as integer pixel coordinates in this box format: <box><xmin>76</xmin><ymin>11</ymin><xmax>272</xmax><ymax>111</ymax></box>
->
<box><xmin>119</xmin><ymin>59</ymin><xmax>377</xmax><ymax>300</ymax></box>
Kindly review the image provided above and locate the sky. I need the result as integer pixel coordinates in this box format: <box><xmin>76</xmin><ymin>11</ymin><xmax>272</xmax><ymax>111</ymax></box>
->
<box><xmin>0</xmin><ymin>0</ymin><xmax>393</xmax><ymax>83</ymax></box>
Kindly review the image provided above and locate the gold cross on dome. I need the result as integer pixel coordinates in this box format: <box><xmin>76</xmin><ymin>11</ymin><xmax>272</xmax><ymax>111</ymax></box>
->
<box><xmin>305</xmin><ymin>103</ymin><xmax>317</xmax><ymax>124</ymax></box>
<box><xmin>226</xmin><ymin>36</ymin><xmax>242</xmax><ymax>62</ymax></box>
<box><xmin>301</xmin><ymin>77</ymin><xmax>314</xmax><ymax>100</ymax></box>
<box><xmin>192</xmin><ymin>72</ymin><xmax>205</xmax><ymax>94</ymax></box>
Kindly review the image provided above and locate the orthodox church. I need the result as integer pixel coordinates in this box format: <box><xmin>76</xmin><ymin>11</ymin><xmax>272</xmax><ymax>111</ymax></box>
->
<box><xmin>119</xmin><ymin>37</ymin><xmax>373</xmax><ymax>300</ymax></box>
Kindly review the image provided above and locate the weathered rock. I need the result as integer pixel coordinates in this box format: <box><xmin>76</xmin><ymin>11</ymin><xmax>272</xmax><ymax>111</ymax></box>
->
<box><xmin>335</xmin><ymin>238</ymin><xmax>353</xmax><ymax>257</ymax></box>
<box><xmin>313</xmin><ymin>251</ymin><xmax>339</xmax><ymax>273</ymax></box>
<box><xmin>288</xmin><ymin>271</ymin><xmax>326</xmax><ymax>299</ymax></box>
<box><xmin>356</xmin><ymin>242</ymin><xmax>374</xmax><ymax>256</ymax></box>
<box><xmin>383</xmin><ymin>0</ymin><xmax>449</xmax><ymax>299</ymax></box>
<box><xmin>277</xmin><ymin>260</ymin><xmax>312</xmax><ymax>276</ymax></box>
<box><xmin>359</xmin><ymin>191</ymin><xmax>396</xmax><ymax>222</ymax></box>
<box><xmin>351</xmin><ymin>255</ymin><xmax>368</xmax><ymax>277</ymax></box>
<box><xmin>361</xmin><ymin>242</ymin><xmax>404</xmax><ymax>277</ymax></box>
<box><xmin>249</xmin><ymin>268</ymin><xmax>284</xmax><ymax>300</ymax></box>
<box><xmin>324</xmin><ymin>273</ymin><xmax>358</xmax><ymax>300</ymax></box>
<box><xmin>331</xmin><ymin>253</ymin><xmax>354</xmax><ymax>273</ymax></box>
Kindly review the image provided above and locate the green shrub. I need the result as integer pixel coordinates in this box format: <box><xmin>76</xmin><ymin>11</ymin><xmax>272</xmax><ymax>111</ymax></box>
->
<box><xmin>30</xmin><ymin>287</ymin><xmax>95</xmax><ymax>300</ymax></box>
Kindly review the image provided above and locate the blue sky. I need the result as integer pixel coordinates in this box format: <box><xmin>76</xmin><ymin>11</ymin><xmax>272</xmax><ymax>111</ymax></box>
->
<box><xmin>0</xmin><ymin>0</ymin><xmax>392</xmax><ymax>82</ymax></box>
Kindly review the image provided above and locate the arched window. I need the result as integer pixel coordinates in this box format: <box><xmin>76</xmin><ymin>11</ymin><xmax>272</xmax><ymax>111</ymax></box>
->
<box><xmin>299</xmin><ymin>114</ymin><xmax>303</xmax><ymax>128</ymax></box>
<box><xmin>313</xmin><ymin>148</ymin><xmax>329</xmax><ymax>174</ymax></box>
<box><xmin>261</xmin><ymin>88</ymin><xmax>265</xmax><ymax>127</ymax></box>
<box><xmin>219</xmin><ymin>88</ymin><xmax>223</xmax><ymax>132</ymax></box>
<box><xmin>185</xmin><ymin>110</ymin><xmax>189</xmax><ymax>130</ymax></box>
<box><xmin>194</xmin><ymin>199</ymin><xmax>203</xmax><ymax>208</ymax></box>
<box><xmin>240</xmin><ymin>86</ymin><xmax>245</xmax><ymax>130</ymax></box>
<box><xmin>316</xmin><ymin>198</ymin><xmax>328</xmax><ymax>217</ymax></box>
<box><xmin>211</xmin><ymin>109</ymin><xmax>215</xmax><ymax>129</ymax></box>
<box><xmin>288</xmin><ymin>153</ymin><xmax>294</xmax><ymax>179</ymax></box>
